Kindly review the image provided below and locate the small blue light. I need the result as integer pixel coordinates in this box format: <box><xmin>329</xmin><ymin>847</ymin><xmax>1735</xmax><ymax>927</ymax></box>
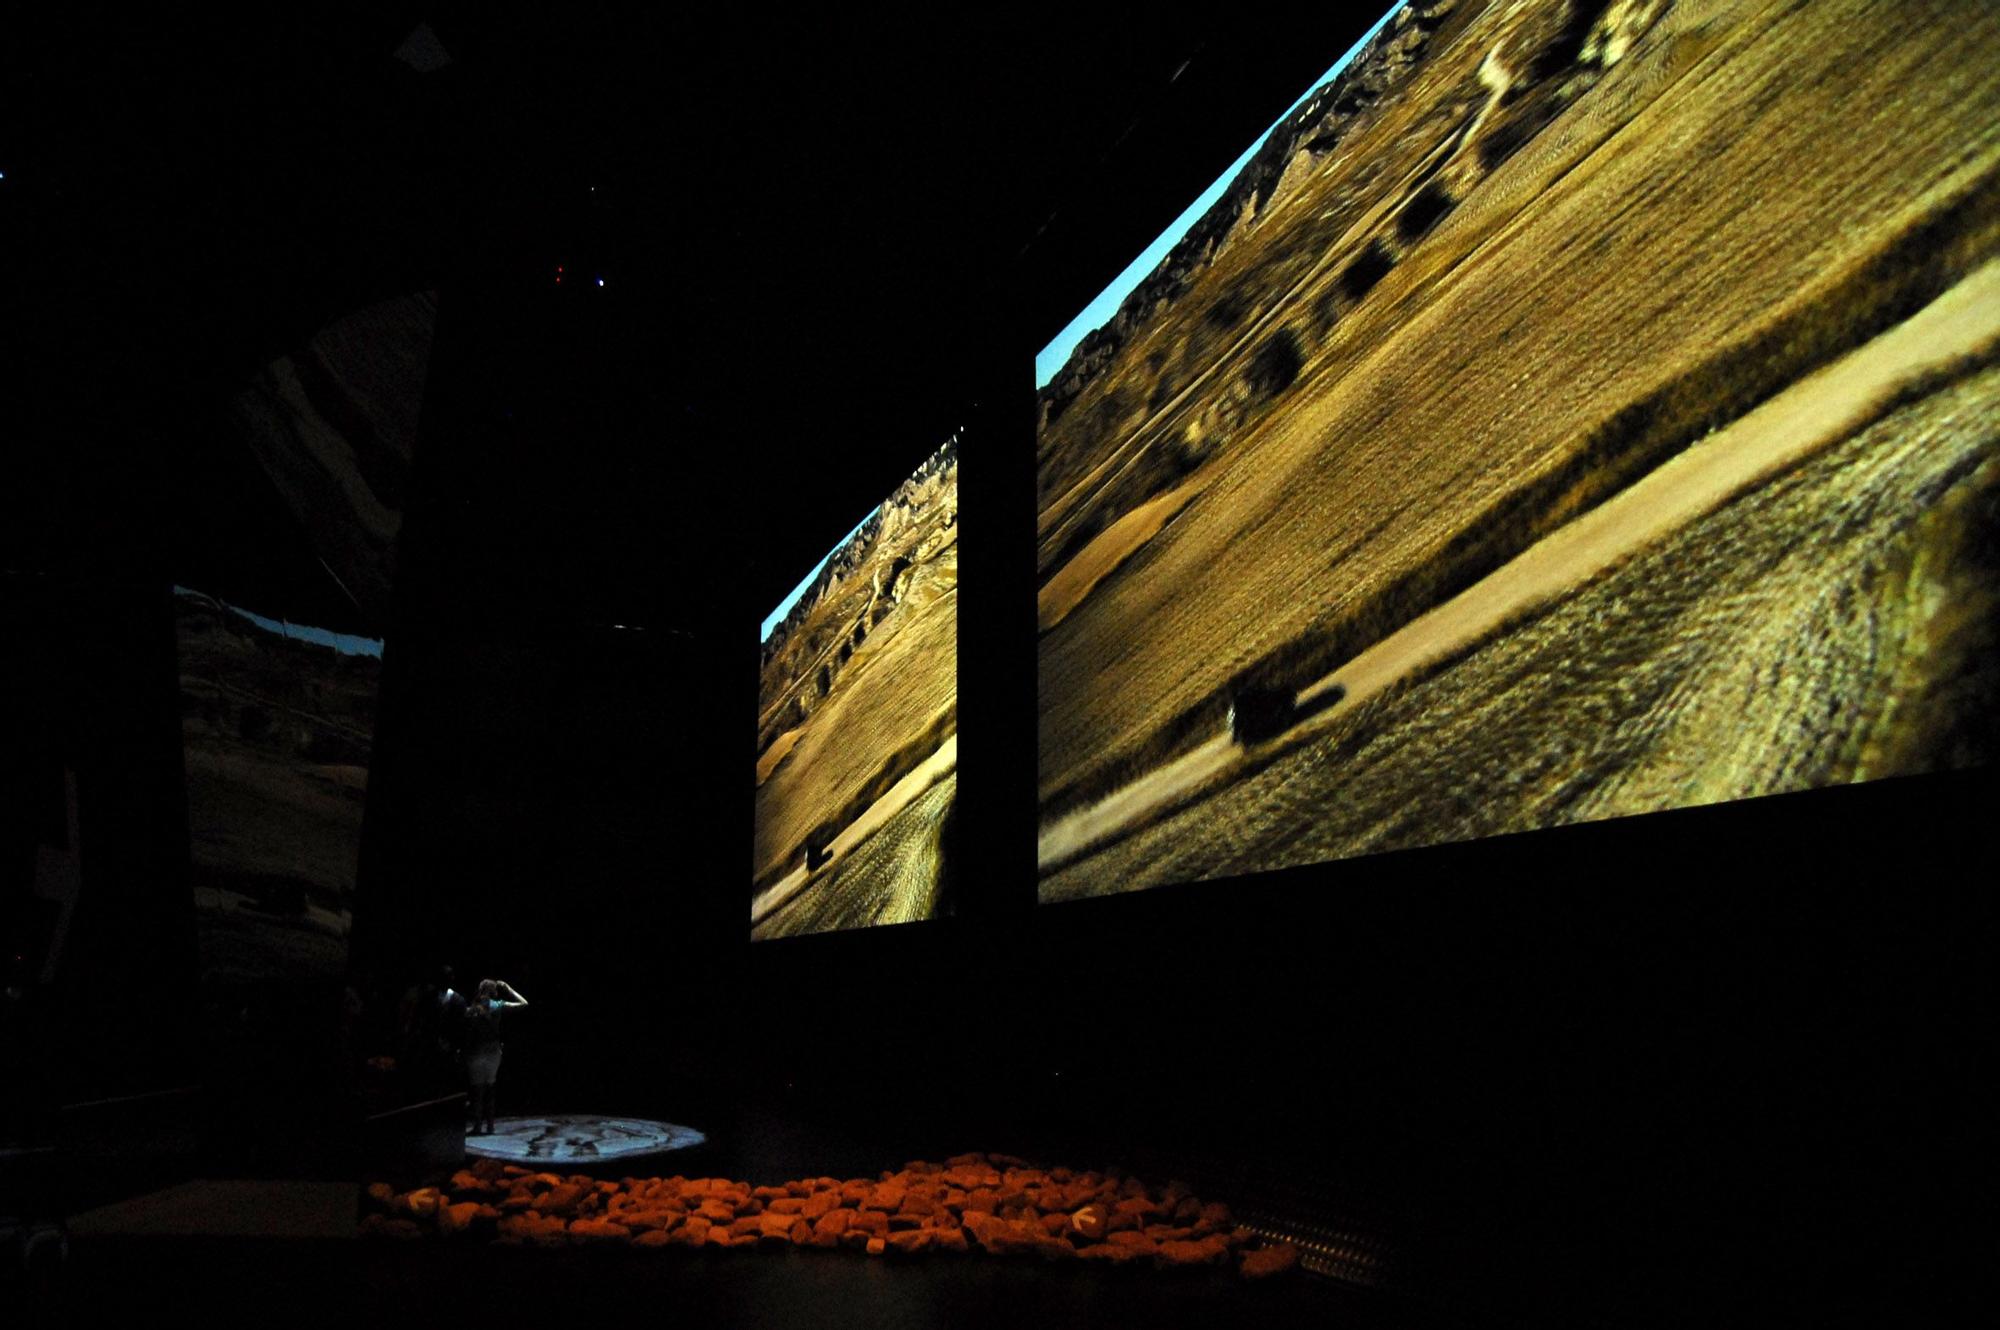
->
<box><xmin>596</xmin><ymin>277</ymin><xmax>605</xmax><ymax>287</ymax></box>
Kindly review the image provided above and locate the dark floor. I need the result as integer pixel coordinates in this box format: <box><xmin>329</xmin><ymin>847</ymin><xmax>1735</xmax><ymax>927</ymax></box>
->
<box><xmin>18</xmin><ymin>1078</ymin><xmax>1486</xmax><ymax>1330</ymax></box>
<box><xmin>38</xmin><ymin>1232</ymin><xmax>1459</xmax><ymax>1330</ymax></box>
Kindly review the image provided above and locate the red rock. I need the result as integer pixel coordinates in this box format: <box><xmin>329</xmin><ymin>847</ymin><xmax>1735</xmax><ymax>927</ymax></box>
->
<box><xmin>840</xmin><ymin>1229</ymin><xmax>871</xmax><ymax>1251</ymax></box>
<box><xmin>440</xmin><ymin>1202</ymin><xmax>483</xmax><ymax>1236</ymax></box>
<box><xmin>498</xmin><ymin>1214</ymin><xmax>569</xmax><ymax>1248</ymax></box>
<box><xmin>766</xmin><ymin>1196</ymin><xmax>807</xmax><ymax>1215</ymax></box>
<box><xmin>1111</xmin><ymin>1197</ymin><xmax>1158</xmax><ymax>1228</ymax></box>
<box><xmin>812</xmin><ymin>1209</ymin><xmax>852</xmax><ymax>1243</ymax></box>
<box><xmin>786</xmin><ymin>1180</ymin><xmax>816</xmax><ymax>1198</ymax></box>
<box><xmin>932</xmin><ymin>1225</ymin><xmax>970</xmax><ymax>1254</ymax></box>
<box><xmin>1172</xmin><ymin>1196</ymin><xmax>1202</xmax><ymax>1222</ymax></box>
<box><xmin>1228</xmin><ymin>1225</ymin><xmax>1255</xmax><ymax>1247</ymax></box>
<box><xmin>865</xmin><ymin>1236</ymin><xmax>887</xmax><ymax>1256</ymax></box>
<box><xmin>1105</xmin><ymin>1231</ymin><xmax>1158</xmax><ymax>1255</ymax></box>
<box><xmin>538</xmin><ymin>1184</ymin><xmax>589</xmax><ymax>1217</ymax></box>
<box><xmin>967</xmin><ymin>1215</ymin><xmax>1069</xmax><ymax>1260</ymax></box>
<box><xmin>885</xmin><ymin>1230</ymin><xmax>933</xmax><ymax>1255</ymax></box>
<box><xmin>726</xmin><ymin>1216</ymin><xmax>762</xmax><ymax>1238</ymax></box>
<box><xmin>403</xmin><ymin>1187</ymin><xmax>443</xmax><ymax>1219</ymax></box>
<box><xmin>941</xmin><ymin>1187</ymin><xmax>969</xmax><ymax>1211</ymax></box>
<box><xmin>695</xmin><ymin>1198</ymin><xmax>736</xmax><ymax>1224</ymax></box>
<box><xmin>789</xmin><ymin>1218</ymin><xmax>814</xmax><ymax>1247</ymax></box>
<box><xmin>1078</xmin><ymin>1243</ymin><xmax>1143</xmax><ymax>1265</ymax></box>
<box><xmin>364</xmin><ymin>1182</ymin><xmax>395</xmax><ymax>1210</ymax></box>
<box><xmin>1240</xmin><ymin>1243</ymin><xmax>1300</xmax><ymax>1279</ymax></box>
<box><xmin>635</xmin><ymin>1230</ymin><xmax>674</xmax><ymax>1248</ymax></box>
<box><xmin>470</xmin><ymin>1159</ymin><xmax>507</xmax><ymax>1181</ymax></box>
<box><xmin>801</xmin><ymin>1190</ymin><xmax>841</xmax><ymax>1220</ymax></box>
<box><xmin>840</xmin><ymin>1180</ymin><xmax>872</xmax><ymax>1205</ymax></box>
<box><xmin>680</xmin><ymin>1216</ymin><xmax>712</xmax><ymax>1244</ymax></box>
<box><xmin>1156</xmin><ymin>1236</ymin><xmax>1230</xmax><ymax>1269</ymax></box>
<box><xmin>752</xmin><ymin>1185</ymin><xmax>787</xmax><ymax>1200</ymax></box>
<box><xmin>1039</xmin><ymin>1213</ymin><xmax>1070</xmax><ymax>1238</ymax></box>
<box><xmin>963</xmin><ymin>1188</ymin><xmax>1000</xmax><ymax>1215</ymax></box>
<box><xmin>757</xmin><ymin>1214</ymin><xmax>795</xmax><ymax>1241</ymax></box>
<box><xmin>848</xmin><ymin>1209</ymin><xmax>889</xmax><ymax>1237</ymax></box>
<box><xmin>618</xmin><ymin>1207</ymin><xmax>677</xmax><ymax>1232</ymax></box>
<box><xmin>861</xmin><ymin>1183</ymin><xmax>905</xmax><ymax>1212</ymax></box>
<box><xmin>569</xmin><ymin>1219</ymin><xmax>632</xmax><ymax>1244</ymax></box>
<box><xmin>703</xmin><ymin>1227</ymin><xmax>732</xmax><ymax>1249</ymax></box>
<box><xmin>1065</xmin><ymin>1181</ymin><xmax>1108</xmax><ymax>1210</ymax></box>
<box><xmin>944</xmin><ymin>1152</ymin><xmax>986</xmax><ymax>1168</ymax></box>
<box><xmin>886</xmin><ymin>1212</ymin><xmax>925</xmax><ymax>1231</ymax></box>
<box><xmin>1144</xmin><ymin>1225</ymin><xmax>1195</xmax><ymax>1243</ymax></box>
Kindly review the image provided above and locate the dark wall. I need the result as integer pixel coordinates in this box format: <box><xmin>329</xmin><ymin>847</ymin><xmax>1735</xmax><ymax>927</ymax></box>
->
<box><xmin>347</xmin><ymin>272</ymin><xmax>741</xmax><ymax>1096</ymax></box>
<box><xmin>0</xmin><ymin>579</ymin><xmax>199</xmax><ymax>1105</ymax></box>
<box><xmin>733</xmin><ymin>763</ymin><xmax>1989</xmax><ymax>1327</ymax></box>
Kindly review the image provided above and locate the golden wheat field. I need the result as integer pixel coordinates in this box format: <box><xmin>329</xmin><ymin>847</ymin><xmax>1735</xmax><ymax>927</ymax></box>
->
<box><xmin>753</xmin><ymin>444</ymin><xmax>958</xmax><ymax>938</ymax></box>
<box><xmin>1036</xmin><ymin>0</ymin><xmax>2000</xmax><ymax>900</ymax></box>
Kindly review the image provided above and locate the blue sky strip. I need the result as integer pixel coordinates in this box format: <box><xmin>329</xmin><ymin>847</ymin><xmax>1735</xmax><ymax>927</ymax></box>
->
<box><xmin>1035</xmin><ymin>3</ymin><xmax>1403</xmax><ymax>390</ymax></box>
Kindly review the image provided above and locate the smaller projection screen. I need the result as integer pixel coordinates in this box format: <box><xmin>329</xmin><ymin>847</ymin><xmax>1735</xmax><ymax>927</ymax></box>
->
<box><xmin>1035</xmin><ymin>0</ymin><xmax>2000</xmax><ymax>902</ymax></box>
<box><xmin>753</xmin><ymin>436</ymin><xmax>958</xmax><ymax>939</ymax></box>
<box><xmin>176</xmin><ymin>586</ymin><xmax>382</xmax><ymax>982</ymax></box>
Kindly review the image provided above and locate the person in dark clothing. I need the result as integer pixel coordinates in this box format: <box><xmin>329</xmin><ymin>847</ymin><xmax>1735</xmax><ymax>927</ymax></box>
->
<box><xmin>464</xmin><ymin>978</ymin><xmax>527</xmax><ymax>1136</ymax></box>
<box><xmin>399</xmin><ymin>965</ymin><xmax>467</xmax><ymax>1096</ymax></box>
<box><xmin>432</xmin><ymin>968</ymin><xmax>467</xmax><ymax>1077</ymax></box>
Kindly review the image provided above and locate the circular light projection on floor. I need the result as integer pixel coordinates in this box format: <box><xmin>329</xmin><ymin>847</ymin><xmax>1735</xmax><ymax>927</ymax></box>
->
<box><xmin>465</xmin><ymin>1115</ymin><xmax>707</xmax><ymax>1164</ymax></box>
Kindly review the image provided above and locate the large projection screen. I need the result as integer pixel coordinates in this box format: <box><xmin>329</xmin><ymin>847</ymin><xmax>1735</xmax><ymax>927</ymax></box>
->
<box><xmin>754</xmin><ymin>437</ymin><xmax>959</xmax><ymax>939</ymax></box>
<box><xmin>1036</xmin><ymin>0</ymin><xmax>2000</xmax><ymax>901</ymax></box>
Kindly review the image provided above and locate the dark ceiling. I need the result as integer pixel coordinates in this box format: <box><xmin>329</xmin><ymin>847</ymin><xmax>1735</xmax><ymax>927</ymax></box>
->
<box><xmin>3</xmin><ymin>5</ymin><xmax>1390</xmax><ymax>630</ymax></box>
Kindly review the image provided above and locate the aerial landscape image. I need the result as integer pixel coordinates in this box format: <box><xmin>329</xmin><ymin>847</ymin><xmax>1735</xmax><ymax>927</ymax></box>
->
<box><xmin>1037</xmin><ymin>0</ymin><xmax>2000</xmax><ymax>901</ymax></box>
<box><xmin>177</xmin><ymin>587</ymin><xmax>381</xmax><ymax>981</ymax></box>
<box><xmin>753</xmin><ymin>439</ymin><xmax>958</xmax><ymax>939</ymax></box>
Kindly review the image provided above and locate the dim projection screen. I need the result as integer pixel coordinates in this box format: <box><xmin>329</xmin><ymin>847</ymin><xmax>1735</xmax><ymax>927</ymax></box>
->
<box><xmin>754</xmin><ymin>437</ymin><xmax>959</xmax><ymax>939</ymax></box>
<box><xmin>1036</xmin><ymin>0</ymin><xmax>2000</xmax><ymax>901</ymax></box>
<box><xmin>175</xmin><ymin>586</ymin><xmax>383</xmax><ymax>981</ymax></box>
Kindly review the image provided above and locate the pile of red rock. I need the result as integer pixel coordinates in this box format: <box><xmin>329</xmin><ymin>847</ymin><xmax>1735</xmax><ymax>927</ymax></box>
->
<box><xmin>359</xmin><ymin>1152</ymin><xmax>1300</xmax><ymax>1278</ymax></box>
